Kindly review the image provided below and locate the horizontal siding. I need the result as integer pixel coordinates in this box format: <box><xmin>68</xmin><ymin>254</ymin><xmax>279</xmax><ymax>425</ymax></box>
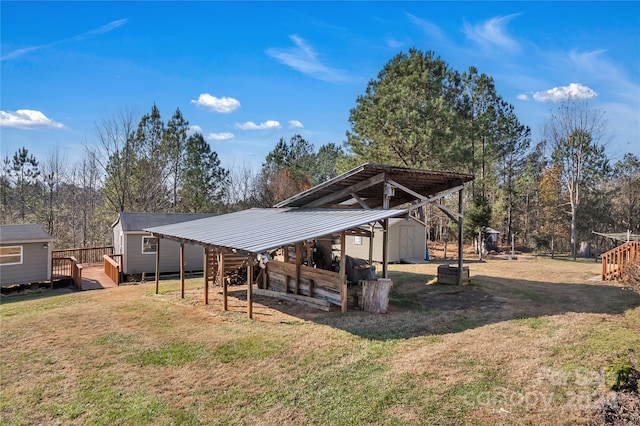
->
<box><xmin>124</xmin><ymin>234</ymin><xmax>204</xmax><ymax>275</ymax></box>
<box><xmin>0</xmin><ymin>243</ymin><xmax>50</xmax><ymax>286</ymax></box>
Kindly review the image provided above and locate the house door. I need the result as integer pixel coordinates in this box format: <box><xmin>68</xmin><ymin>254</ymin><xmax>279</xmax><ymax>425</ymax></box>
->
<box><xmin>400</xmin><ymin>225</ymin><xmax>414</xmax><ymax>259</ymax></box>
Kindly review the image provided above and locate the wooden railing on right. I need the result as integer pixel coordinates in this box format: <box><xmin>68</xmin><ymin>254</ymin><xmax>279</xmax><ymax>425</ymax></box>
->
<box><xmin>71</xmin><ymin>258</ymin><xmax>83</xmax><ymax>290</ymax></box>
<box><xmin>602</xmin><ymin>241</ymin><xmax>640</xmax><ymax>281</ymax></box>
<box><xmin>103</xmin><ymin>254</ymin><xmax>122</xmax><ymax>286</ymax></box>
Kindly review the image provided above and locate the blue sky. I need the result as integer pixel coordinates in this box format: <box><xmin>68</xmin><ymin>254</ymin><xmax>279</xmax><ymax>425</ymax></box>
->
<box><xmin>1</xmin><ymin>1</ymin><xmax>639</xmax><ymax>171</ymax></box>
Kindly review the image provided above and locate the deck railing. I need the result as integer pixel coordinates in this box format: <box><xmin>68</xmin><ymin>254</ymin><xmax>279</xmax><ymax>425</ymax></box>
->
<box><xmin>52</xmin><ymin>246</ymin><xmax>114</xmax><ymax>264</ymax></box>
<box><xmin>602</xmin><ymin>241</ymin><xmax>640</xmax><ymax>281</ymax></box>
<box><xmin>71</xmin><ymin>258</ymin><xmax>83</xmax><ymax>290</ymax></box>
<box><xmin>52</xmin><ymin>257</ymin><xmax>75</xmax><ymax>279</ymax></box>
<box><xmin>103</xmin><ymin>254</ymin><xmax>122</xmax><ymax>286</ymax></box>
<box><xmin>52</xmin><ymin>256</ymin><xmax>83</xmax><ymax>290</ymax></box>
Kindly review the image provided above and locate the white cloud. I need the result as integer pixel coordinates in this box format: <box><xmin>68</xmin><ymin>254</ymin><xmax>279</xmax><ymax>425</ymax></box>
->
<box><xmin>189</xmin><ymin>125</ymin><xmax>203</xmax><ymax>133</ymax></box>
<box><xmin>2</xmin><ymin>18</ymin><xmax>128</xmax><ymax>61</ymax></box>
<box><xmin>568</xmin><ymin>49</ymin><xmax>639</xmax><ymax>103</ymax></box>
<box><xmin>234</xmin><ymin>120</ymin><xmax>281</xmax><ymax>130</ymax></box>
<box><xmin>463</xmin><ymin>14</ymin><xmax>520</xmax><ymax>52</ymax></box>
<box><xmin>0</xmin><ymin>109</ymin><xmax>65</xmax><ymax>129</ymax></box>
<box><xmin>191</xmin><ymin>93</ymin><xmax>241</xmax><ymax>113</ymax></box>
<box><xmin>406</xmin><ymin>13</ymin><xmax>446</xmax><ymax>41</ymax></box>
<box><xmin>517</xmin><ymin>94</ymin><xmax>530</xmax><ymax>101</ymax></box>
<box><xmin>288</xmin><ymin>120</ymin><xmax>303</xmax><ymax>129</ymax></box>
<box><xmin>266</xmin><ymin>35</ymin><xmax>346</xmax><ymax>82</ymax></box>
<box><xmin>87</xmin><ymin>18</ymin><xmax>128</xmax><ymax>36</ymax></box>
<box><xmin>532</xmin><ymin>83</ymin><xmax>598</xmax><ymax>103</ymax></box>
<box><xmin>385</xmin><ymin>37</ymin><xmax>405</xmax><ymax>49</ymax></box>
<box><xmin>207</xmin><ymin>132</ymin><xmax>234</xmax><ymax>141</ymax></box>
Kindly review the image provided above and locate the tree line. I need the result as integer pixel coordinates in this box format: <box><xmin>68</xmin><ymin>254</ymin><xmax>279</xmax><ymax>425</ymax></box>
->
<box><xmin>2</xmin><ymin>49</ymin><xmax>638</xmax><ymax>256</ymax></box>
<box><xmin>0</xmin><ymin>106</ymin><xmax>344</xmax><ymax>248</ymax></box>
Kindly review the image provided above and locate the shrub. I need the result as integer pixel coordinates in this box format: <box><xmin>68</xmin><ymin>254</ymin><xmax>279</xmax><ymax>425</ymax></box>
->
<box><xmin>605</xmin><ymin>355</ymin><xmax>639</xmax><ymax>393</ymax></box>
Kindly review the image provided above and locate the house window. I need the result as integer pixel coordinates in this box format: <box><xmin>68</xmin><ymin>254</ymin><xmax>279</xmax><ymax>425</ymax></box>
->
<box><xmin>354</xmin><ymin>236</ymin><xmax>363</xmax><ymax>245</ymax></box>
<box><xmin>142</xmin><ymin>236</ymin><xmax>158</xmax><ymax>254</ymax></box>
<box><xmin>0</xmin><ymin>246</ymin><xmax>23</xmax><ymax>265</ymax></box>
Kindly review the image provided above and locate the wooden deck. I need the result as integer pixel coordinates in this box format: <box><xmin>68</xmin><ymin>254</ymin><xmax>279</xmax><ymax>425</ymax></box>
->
<box><xmin>80</xmin><ymin>263</ymin><xmax>118</xmax><ymax>290</ymax></box>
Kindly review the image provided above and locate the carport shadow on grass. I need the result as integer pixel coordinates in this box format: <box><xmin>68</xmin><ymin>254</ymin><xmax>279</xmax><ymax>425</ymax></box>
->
<box><xmin>230</xmin><ymin>271</ymin><xmax>640</xmax><ymax>341</ymax></box>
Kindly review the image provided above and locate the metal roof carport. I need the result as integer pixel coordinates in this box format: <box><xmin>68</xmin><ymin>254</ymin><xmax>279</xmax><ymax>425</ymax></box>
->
<box><xmin>276</xmin><ymin>163</ymin><xmax>474</xmax><ymax>279</ymax></box>
<box><xmin>145</xmin><ymin>207</ymin><xmax>409</xmax><ymax>317</ymax></box>
<box><xmin>144</xmin><ymin>163</ymin><xmax>474</xmax><ymax>319</ymax></box>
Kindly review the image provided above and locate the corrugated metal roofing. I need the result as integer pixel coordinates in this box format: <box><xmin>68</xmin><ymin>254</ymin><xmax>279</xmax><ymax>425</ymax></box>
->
<box><xmin>145</xmin><ymin>208</ymin><xmax>408</xmax><ymax>254</ymax></box>
<box><xmin>114</xmin><ymin>212</ymin><xmax>218</xmax><ymax>232</ymax></box>
<box><xmin>275</xmin><ymin>162</ymin><xmax>474</xmax><ymax>209</ymax></box>
<box><xmin>0</xmin><ymin>224</ymin><xmax>54</xmax><ymax>244</ymax></box>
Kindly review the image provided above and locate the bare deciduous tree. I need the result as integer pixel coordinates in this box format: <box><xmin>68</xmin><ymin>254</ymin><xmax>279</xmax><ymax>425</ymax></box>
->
<box><xmin>545</xmin><ymin>99</ymin><xmax>610</xmax><ymax>259</ymax></box>
<box><xmin>93</xmin><ymin>108</ymin><xmax>139</xmax><ymax>213</ymax></box>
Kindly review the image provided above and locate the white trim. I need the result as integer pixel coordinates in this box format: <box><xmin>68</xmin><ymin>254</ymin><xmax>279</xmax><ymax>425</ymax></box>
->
<box><xmin>122</xmin><ymin>232</ymin><xmax>127</xmax><ymax>273</ymax></box>
<box><xmin>0</xmin><ymin>245</ymin><xmax>23</xmax><ymax>265</ymax></box>
<box><xmin>47</xmin><ymin>247</ymin><xmax>52</xmax><ymax>281</ymax></box>
<box><xmin>142</xmin><ymin>236</ymin><xmax>158</xmax><ymax>254</ymax></box>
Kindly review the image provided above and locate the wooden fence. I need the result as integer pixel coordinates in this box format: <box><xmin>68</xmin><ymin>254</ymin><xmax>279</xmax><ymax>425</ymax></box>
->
<box><xmin>602</xmin><ymin>241</ymin><xmax>640</xmax><ymax>281</ymax></box>
<box><xmin>266</xmin><ymin>260</ymin><xmax>342</xmax><ymax>306</ymax></box>
<box><xmin>52</xmin><ymin>246</ymin><xmax>114</xmax><ymax>264</ymax></box>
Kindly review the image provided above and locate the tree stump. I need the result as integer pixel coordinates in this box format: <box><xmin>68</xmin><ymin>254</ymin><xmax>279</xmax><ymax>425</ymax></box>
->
<box><xmin>360</xmin><ymin>279</ymin><xmax>393</xmax><ymax>314</ymax></box>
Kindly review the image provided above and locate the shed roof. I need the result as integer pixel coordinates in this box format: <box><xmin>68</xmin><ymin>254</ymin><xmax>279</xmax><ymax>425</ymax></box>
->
<box><xmin>275</xmin><ymin>162</ymin><xmax>474</xmax><ymax>209</ymax></box>
<box><xmin>0</xmin><ymin>224</ymin><xmax>54</xmax><ymax>244</ymax></box>
<box><xmin>145</xmin><ymin>208</ymin><xmax>407</xmax><ymax>254</ymax></box>
<box><xmin>114</xmin><ymin>212</ymin><xmax>218</xmax><ymax>232</ymax></box>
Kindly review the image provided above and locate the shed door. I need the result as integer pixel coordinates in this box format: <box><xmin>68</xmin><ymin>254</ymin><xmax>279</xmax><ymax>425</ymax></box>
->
<box><xmin>400</xmin><ymin>225</ymin><xmax>414</xmax><ymax>258</ymax></box>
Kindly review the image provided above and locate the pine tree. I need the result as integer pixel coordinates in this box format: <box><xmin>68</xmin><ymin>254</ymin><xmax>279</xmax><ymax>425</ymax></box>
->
<box><xmin>179</xmin><ymin>133</ymin><xmax>228</xmax><ymax>212</ymax></box>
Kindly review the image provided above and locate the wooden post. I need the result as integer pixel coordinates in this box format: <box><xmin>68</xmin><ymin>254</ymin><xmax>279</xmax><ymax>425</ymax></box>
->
<box><xmin>340</xmin><ymin>232</ymin><xmax>347</xmax><ymax>313</ymax></box>
<box><xmin>382</xmin><ymin>177</ymin><xmax>390</xmax><ymax>279</ymax></box>
<box><xmin>204</xmin><ymin>249</ymin><xmax>209</xmax><ymax>305</ymax></box>
<box><xmin>154</xmin><ymin>237</ymin><xmax>160</xmax><ymax>294</ymax></box>
<box><xmin>262</xmin><ymin>263</ymin><xmax>268</xmax><ymax>289</ymax></box>
<box><xmin>368</xmin><ymin>223</ymin><xmax>374</xmax><ymax>265</ymax></box>
<box><xmin>283</xmin><ymin>245</ymin><xmax>290</xmax><ymax>293</ymax></box>
<box><xmin>382</xmin><ymin>219</ymin><xmax>389</xmax><ymax>278</ymax></box>
<box><xmin>458</xmin><ymin>186</ymin><xmax>464</xmax><ymax>286</ymax></box>
<box><xmin>219</xmin><ymin>253</ymin><xmax>227</xmax><ymax>311</ymax></box>
<box><xmin>180</xmin><ymin>243</ymin><xmax>185</xmax><ymax>299</ymax></box>
<box><xmin>247</xmin><ymin>258</ymin><xmax>253</xmax><ymax>319</ymax></box>
<box><xmin>295</xmin><ymin>242</ymin><xmax>302</xmax><ymax>295</ymax></box>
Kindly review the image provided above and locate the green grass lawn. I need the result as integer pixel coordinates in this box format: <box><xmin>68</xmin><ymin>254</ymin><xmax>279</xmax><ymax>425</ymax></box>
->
<box><xmin>1</xmin><ymin>258</ymin><xmax>638</xmax><ymax>425</ymax></box>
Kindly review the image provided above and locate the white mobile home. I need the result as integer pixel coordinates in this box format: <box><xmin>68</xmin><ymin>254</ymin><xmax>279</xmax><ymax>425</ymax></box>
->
<box><xmin>112</xmin><ymin>212</ymin><xmax>216</xmax><ymax>276</ymax></box>
<box><xmin>0</xmin><ymin>224</ymin><xmax>54</xmax><ymax>286</ymax></box>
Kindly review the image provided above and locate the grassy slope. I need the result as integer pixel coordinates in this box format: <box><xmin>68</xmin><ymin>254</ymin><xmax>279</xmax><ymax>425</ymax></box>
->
<box><xmin>1</xmin><ymin>258</ymin><xmax>639</xmax><ymax>425</ymax></box>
